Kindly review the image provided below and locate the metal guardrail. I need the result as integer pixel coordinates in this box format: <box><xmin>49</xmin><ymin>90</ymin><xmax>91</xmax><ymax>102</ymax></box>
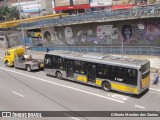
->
<box><xmin>31</xmin><ymin>46</ymin><xmax>160</xmax><ymax>56</ymax></box>
<box><xmin>20</xmin><ymin>4</ymin><xmax>160</xmax><ymax>29</ymax></box>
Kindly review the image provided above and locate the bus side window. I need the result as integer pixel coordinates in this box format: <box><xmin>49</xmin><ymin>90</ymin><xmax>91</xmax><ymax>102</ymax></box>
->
<box><xmin>112</xmin><ymin>66</ymin><xmax>117</xmax><ymax>78</ymax></box>
<box><xmin>74</xmin><ymin>61</ymin><xmax>80</xmax><ymax>73</ymax></box>
<box><xmin>45</xmin><ymin>58</ymin><xmax>51</xmax><ymax>65</ymax></box>
<box><xmin>118</xmin><ymin>67</ymin><xmax>126</xmax><ymax>79</ymax></box>
<box><xmin>74</xmin><ymin>61</ymin><xmax>85</xmax><ymax>75</ymax></box>
<box><xmin>62</xmin><ymin>58</ymin><xmax>66</xmax><ymax>70</ymax></box>
<box><xmin>104</xmin><ymin>65</ymin><xmax>111</xmax><ymax>77</ymax></box>
<box><xmin>81</xmin><ymin>62</ymin><xmax>85</xmax><ymax>74</ymax></box>
<box><xmin>127</xmin><ymin>69</ymin><xmax>137</xmax><ymax>86</ymax></box>
<box><xmin>132</xmin><ymin>70</ymin><xmax>137</xmax><ymax>79</ymax></box>
<box><xmin>53</xmin><ymin>56</ymin><xmax>62</xmax><ymax>69</ymax></box>
<box><xmin>96</xmin><ymin>64</ymin><xmax>104</xmax><ymax>78</ymax></box>
<box><xmin>58</xmin><ymin>58</ymin><xmax>65</xmax><ymax>70</ymax></box>
<box><xmin>96</xmin><ymin>64</ymin><xmax>110</xmax><ymax>79</ymax></box>
<box><xmin>44</xmin><ymin>57</ymin><xmax>52</xmax><ymax>68</ymax></box>
<box><xmin>52</xmin><ymin>57</ymin><xmax>56</xmax><ymax>68</ymax></box>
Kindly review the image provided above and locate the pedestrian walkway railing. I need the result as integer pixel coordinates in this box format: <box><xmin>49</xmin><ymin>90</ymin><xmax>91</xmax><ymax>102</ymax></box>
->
<box><xmin>31</xmin><ymin>46</ymin><xmax>160</xmax><ymax>56</ymax></box>
<box><xmin>20</xmin><ymin>4</ymin><xmax>160</xmax><ymax>29</ymax></box>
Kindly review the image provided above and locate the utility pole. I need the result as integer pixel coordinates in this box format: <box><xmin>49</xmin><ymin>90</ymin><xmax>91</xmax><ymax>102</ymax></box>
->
<box><xmin>3</xmin><ymin>0</ymin><xmax>7</xmax><ymax>21</ymax></box>
<box><xmin>4</xmin><ymin>0</ymin><xmax>7</xmax><ymax>6</ymax></box>
<box><xmin>18</xmin><ymin>0</ymin><xmax>25</xmax><ymax>46</ymax></box>
<box><xmin>75</xmin><ymin>0</ymin><xmax>78</xmax><ymax>15</ymax></box>
<box><xmin>116</xmin><ymin>28</ymin><xmax>124</xmax><ymax>58</ymax></box>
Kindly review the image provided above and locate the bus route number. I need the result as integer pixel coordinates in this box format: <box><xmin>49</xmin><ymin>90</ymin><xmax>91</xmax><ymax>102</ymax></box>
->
<box><xmin>115</xmin><ymin>78</ymin><xmax>123</xmax><ymax>82</ymax></box>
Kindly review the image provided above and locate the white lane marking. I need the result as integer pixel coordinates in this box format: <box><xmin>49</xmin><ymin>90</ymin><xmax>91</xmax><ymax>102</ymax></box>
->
<box><xmin>12</xmin><ymin>91</ymin><xmax>24</xmax><ymax>98</ymax></box>
<box><xmin>135</xmin><ymin>105</ymin><xmax>145</xmax><ymax>109</ymax></box>
<box><xmin>150</xmin><ymin>88</ymin><xmax>160</xmax><ymax>92</ymax></box>
<box><xmin>0</xmin><ymin>67</ymin><xmax>124</xmax><ymax>103</ymax></box>
<box><xmin>107</xmin><ymin>94</ymin><xmax>128</xmax><ymax>101</ymax></box>
<box><xmin>64</xmin><ymin>113</ymin><xmax>80</xmax><ymax>120</ymax></box>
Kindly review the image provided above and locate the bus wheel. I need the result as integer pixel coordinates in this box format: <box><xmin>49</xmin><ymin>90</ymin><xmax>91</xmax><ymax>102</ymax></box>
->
<box><xmin>26</xmin><ymin>65</ymin><xmax>32</xmax><ymax>72</ymax></box>
<box><xmin>56</xmin><ymin>71</ymin><xmax>62</xmax><ymax>80</ymax></box>
<box><xmin>102</xmin><ymin>82</ymin><xmax>111</xmax><ymax>92</ymax></box>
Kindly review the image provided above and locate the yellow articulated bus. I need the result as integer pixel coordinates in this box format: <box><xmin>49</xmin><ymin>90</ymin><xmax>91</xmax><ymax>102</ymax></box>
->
<box><xmin>44</xmin><ymin>50</ymin><xmax>150</xmax><ymax>95</ymax></box>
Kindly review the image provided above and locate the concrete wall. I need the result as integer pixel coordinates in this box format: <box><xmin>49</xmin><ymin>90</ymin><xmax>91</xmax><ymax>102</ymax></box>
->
<box><xmin>39</xmin><ymin>18</ymin><xmax>160</xmax><ymax>46</ymax></box>
<box><xmin>0</xmin><ymin>33</ymin><xmax>8</xmax><ymax>48</ymax></box>
<box><xmin>7</xmin><ymin>31</ymin><xmax>23</xmax><ymax>48</ymax></box>
<box><xmin>0</xmin><ymin>30</ymin><xmax>25</xmax><ymax>48</ymax></box>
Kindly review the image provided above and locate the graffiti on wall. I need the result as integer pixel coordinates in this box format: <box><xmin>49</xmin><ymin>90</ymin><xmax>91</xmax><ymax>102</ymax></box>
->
<box><xmin>8</xmin><ymin>32</ymin><xmax>22</xmax><ymax>47</ymax></box>
<box><xmin>40</xmin><ymin>20</ymin><xmax>160</xmax><ymax>46</ymax></box>
<box><xmin>122</xmin><ymin>22</ymin><xmax>160</xmax><ymax>44</ymax></box>
<box><xmin>65</xmin><ymin>25</ymin><xmax>120</xmax><ymax>45</ymax></box>
<box><xmin>44</xmin><ymin>31</ymin><xmax>51</xmax><ymax>42</ymax></box>
<box><xmin>42</xmin><ymin>28</ymin><xmax>65</xmax><ymax>46</ymax></box>
<box><xmin>77</xmin><ymin>30</ymin><xmax>94</xmax><ymax>44</ymax></box>
<box><xmin>64</xmin><ymin>27</ymin><xmax>74</xmax><ymax>45</ymax></box>
<box><xmin>135</xmin><ymin>22</ymin><xmax>160</xmax><ymax>42</ymax></box>
<box><xmin>122</xmin><ymin>25</ymin><xmax>136</xmax><ymax>43</ymax></box>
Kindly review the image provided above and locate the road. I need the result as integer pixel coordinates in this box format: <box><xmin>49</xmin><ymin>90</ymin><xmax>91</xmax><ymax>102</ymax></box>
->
<box><xmin>0</xmin><ymin>61</ymin><xmax>160</xmax><ymax>120</ymax></box>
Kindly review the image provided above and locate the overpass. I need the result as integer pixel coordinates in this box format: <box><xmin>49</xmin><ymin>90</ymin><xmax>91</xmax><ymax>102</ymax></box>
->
<box><xmin>0</xmin><ymin>13</ymin><xmax>68</xmax><ymax>29</ymax></box>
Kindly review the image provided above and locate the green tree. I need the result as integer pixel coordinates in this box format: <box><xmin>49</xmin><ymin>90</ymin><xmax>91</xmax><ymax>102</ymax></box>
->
<box><xmin>149</xmin><ymin>0</ymin><xmax>157</xmax><ymax>4</ymax></box>
<box><xmin>0</xmin><ymin>6</ymin><xmax>19</xmax><ymax>21</ymax></box>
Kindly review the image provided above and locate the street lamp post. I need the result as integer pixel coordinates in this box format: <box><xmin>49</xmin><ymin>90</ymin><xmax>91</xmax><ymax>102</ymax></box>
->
<box><xmin>75</xmin><ymin>0</ymin><xmax>78</xmax><ymax>15</ymax></box>
<box><xmin>115</xmin><ymin>28</ymin><xmax>124</xmax><ymax>58</ymax></box>
<box><xmin>18</xmin><ymin>0</ymin><xmax>25</xmax><ymax>46</ymax></box>
<box><xmin>38</xmin><ymin>2</ymin><xmax>41</xmax><ymax>16</ymax></box>
<box><xmin>121</xmin><ymin>36</ymin><xmax>124</xmax><ymax>58</ymax></box>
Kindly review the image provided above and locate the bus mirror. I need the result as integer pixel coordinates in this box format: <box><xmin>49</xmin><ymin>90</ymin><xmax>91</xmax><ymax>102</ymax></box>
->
<box><xmin>139</xmin><ymin>69</ymin><xmax>141</xmax><ymax>71</ymax></box>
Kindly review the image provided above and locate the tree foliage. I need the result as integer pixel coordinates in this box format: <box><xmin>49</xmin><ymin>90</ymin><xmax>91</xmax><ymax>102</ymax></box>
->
<box><xmin>0</xmin><ymin>6</ymin><xmax>19</xmax><ymax>22</ymax></box>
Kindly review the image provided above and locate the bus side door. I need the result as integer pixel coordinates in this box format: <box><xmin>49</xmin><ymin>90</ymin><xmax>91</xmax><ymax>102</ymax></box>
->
<box><xmin>87</xmin><ymin>63</ymin><xmax>96</xmax><ymax>83</ymax></box>
<box><xmin>44</xmin><ymin>55</ymin><xmax>54</xmax><ymax>76</ymax></box>
<box><xmin>66</xmin><ymin>60</ymin><xmax>74</xmax><ymax>78</ymax></box>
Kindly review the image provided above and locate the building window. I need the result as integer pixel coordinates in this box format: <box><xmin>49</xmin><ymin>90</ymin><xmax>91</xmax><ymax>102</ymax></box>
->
<box><xmin>0</xmin><ymin>37</ymin><xmax>4</xmax><ymax>41</ymax></box>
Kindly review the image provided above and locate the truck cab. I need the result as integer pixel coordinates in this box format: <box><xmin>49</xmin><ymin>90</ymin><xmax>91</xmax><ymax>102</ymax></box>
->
<box><xmin>3</xmin><ymin>46</ymin><xmax>25</xmax><ymax>66</ymax></box>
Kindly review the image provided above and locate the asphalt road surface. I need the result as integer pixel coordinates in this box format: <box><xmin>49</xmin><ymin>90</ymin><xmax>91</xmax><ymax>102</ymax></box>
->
<box><xmin>0</xmin><ymin>61</ymin><xmax>160</xmax><ymax>120</ymax></box>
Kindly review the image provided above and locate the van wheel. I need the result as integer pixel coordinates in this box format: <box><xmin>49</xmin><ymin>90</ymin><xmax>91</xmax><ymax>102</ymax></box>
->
<box><xmin>102</xmin><ymin>82</ymin><xmax>111</xmax><ymax>92</ymax></box>
<box><xmin>38</xmin><ymin>35</ymin><xmax>41</xmax><ymax>38</ymax></box>
<box><xmin>5</xmin><ymin>61</ymin><xmax>9</xmax><ymax>67</ymax></box>
<box><xmin>56</xmin><ymin>71</ymin><xmax>62</xmax><ymax>80</ymax></box>
<box><xmin>26</xmin><ymin>65</ymin><xmax>32</xmax><ymax>72</ymax></box>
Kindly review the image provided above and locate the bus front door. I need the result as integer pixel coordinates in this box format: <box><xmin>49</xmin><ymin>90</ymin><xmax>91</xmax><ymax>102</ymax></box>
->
<box><xmin>66</xmin><ymin>60</ymin><xmax>74</xmax><ymax>78</ymax></box>
<box><xmin>87</xmin><ymin>63</ymin><xmax>96</xmax><ymax>83</ymax></box>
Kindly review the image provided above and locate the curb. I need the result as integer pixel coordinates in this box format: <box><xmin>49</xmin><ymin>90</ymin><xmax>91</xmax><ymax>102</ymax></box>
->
<box><xmin>29</xmin><ymin>50</ymin><xmax>46</xmax><ymax>55</ymax></box>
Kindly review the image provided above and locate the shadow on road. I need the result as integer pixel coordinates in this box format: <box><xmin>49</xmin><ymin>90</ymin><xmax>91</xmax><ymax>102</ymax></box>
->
<box><xmin>46</xmin><ymin>75</ymin><xmax>150</xmax><ymax>98</ymax></box>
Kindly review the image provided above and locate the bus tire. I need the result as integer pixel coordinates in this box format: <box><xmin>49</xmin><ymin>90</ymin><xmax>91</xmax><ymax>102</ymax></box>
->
<box><xmin>102</xmin><ymin>82</ymin><xmax>111</xmax><ymax>92</ymax></box>
<box><xmin>56</xmin><ymin>71</ymin><xmax>62</xmax><ymax>80</ymax></box>
<box><xmin>26</xmin><ymin>65</ymin><xmax>32</xmax><ymax>72</ymax></box>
